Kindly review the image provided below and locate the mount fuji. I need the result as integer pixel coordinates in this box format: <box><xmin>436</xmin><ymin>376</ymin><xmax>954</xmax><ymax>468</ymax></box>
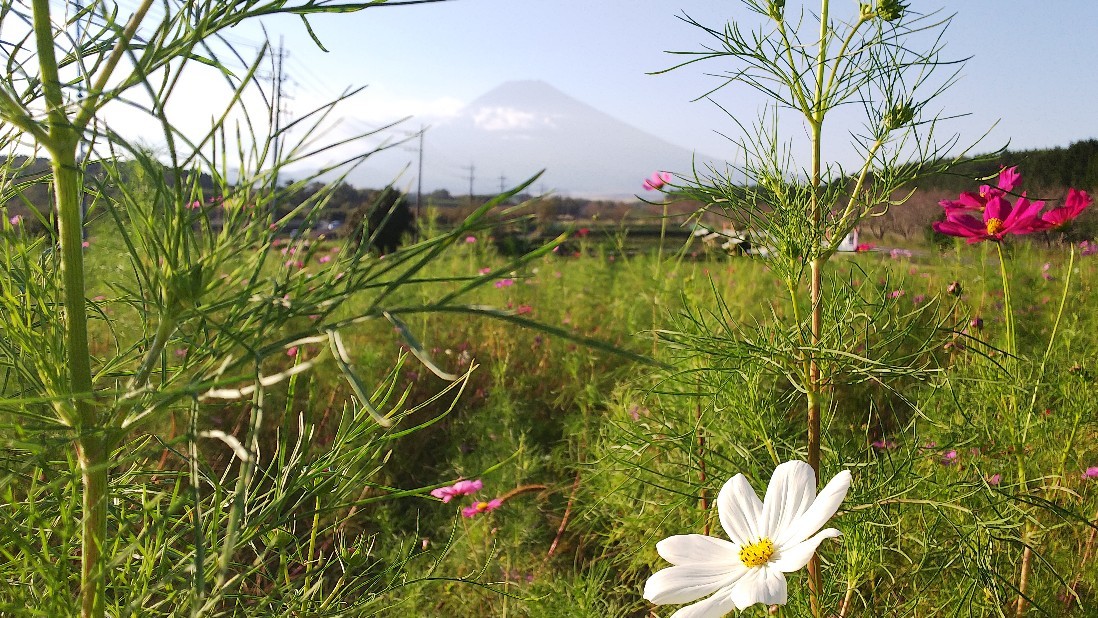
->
<box><xmin>344</xmin><ymin>80</ymin><xmax>723</xmax><ymax>199</ymax></box>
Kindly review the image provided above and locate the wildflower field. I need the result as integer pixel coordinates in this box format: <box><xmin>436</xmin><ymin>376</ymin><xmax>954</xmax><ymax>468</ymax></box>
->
<box><xmin>74</xmin><ymin>222</ymin><xmax>1098</xmax><ymax>616</ymax></box>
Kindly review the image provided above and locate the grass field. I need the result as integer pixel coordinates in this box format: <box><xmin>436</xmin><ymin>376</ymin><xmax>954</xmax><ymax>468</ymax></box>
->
<box><xmin>70</xmin><ymin>222</ymin><xmax>1098</xmax><ymax>616</ymax></box>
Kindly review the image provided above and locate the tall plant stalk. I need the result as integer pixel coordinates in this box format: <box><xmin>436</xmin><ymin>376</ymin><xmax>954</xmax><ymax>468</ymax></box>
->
<box><xmin>32</xmin><ymin>0</ymin><xmax>104</xmax><ymax>612</ymax></box>
<box><xmin>663</xmin><ymin>0</ymin><xmax>964</xmax><ymax>613</ymax></box>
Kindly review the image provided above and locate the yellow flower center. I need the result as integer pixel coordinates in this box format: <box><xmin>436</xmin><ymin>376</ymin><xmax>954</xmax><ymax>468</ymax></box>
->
<box><xmin>475</xmin><ymin>501</ymin><xmax>490</xmax><ymax>512</ymax></box>
<box><xmin>985</xmin><ymin>217</ymin><xmax>1004</xmax><ymax>235</ymax></box>
<box><xmin>738</xmin><ymin>538</ymin><xmax>775</xmax><ymax>568</ymax></box>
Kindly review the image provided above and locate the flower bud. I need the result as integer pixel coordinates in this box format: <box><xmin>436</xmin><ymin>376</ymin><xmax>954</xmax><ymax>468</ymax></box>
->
<box><xmin>882</xmin><ymin>102</ymin><xmax>915</xmax><ymax>132</ymax></box>
<box><xmin>876</xmin><ymin>0</ymin><xmax>907</xmax><ymax>22</ymax></box>
<box><xmin>767</xmin><ymin>0</ymin><xmax>785</xmax><ymax>21</ymax></box>
<box><xmin>947</xmin><ymin>281</ymin><xmax>962</xmax><ymax>297</ymax></box>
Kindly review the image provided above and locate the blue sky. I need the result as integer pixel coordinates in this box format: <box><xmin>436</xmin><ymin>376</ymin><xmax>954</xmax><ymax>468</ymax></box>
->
<box><xmin>142</xmin><ymin>1</ymin><xmax>1098</xmax><ymax>185</ymax></box>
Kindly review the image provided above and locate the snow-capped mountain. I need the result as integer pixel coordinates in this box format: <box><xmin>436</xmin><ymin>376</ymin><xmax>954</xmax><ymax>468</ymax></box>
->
<box><xmin>343</xmin><ymin>80</ymin><xmax>722</xmax><ymax>198</ymax></box>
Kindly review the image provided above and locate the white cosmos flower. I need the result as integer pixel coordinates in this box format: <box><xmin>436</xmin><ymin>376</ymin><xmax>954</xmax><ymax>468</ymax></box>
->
<box><xmin>643</xmin><ymin>461</ymin><xmax>852</xmax><ymax>617</ymax></box>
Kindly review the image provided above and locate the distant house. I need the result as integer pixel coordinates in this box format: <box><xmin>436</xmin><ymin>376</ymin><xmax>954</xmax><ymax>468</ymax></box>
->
<box><xmin>692</xmin><ymin>224</ymin><xmax>768</xmax><ymax>256</ymax></box>
<box><xmin>693</xmin><ymin>224</ymin><xmax>858</xmax><ymax>256</ymax></box>
<box><xmin>835</xmin><ymin>228</ymin><xmax>859</xmax><ymax>252</ymax></box>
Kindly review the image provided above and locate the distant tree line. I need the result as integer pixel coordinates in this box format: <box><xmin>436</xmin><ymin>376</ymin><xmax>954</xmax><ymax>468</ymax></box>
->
<box><xmin>918</xmin><ymin>139</ymin><xmax>1098</xmax><ymax>195</ymax></box>
<box><xmin>5</xmin><ymin>139</ymin><xmax>1096</xmax><ymax>247</ymax></box>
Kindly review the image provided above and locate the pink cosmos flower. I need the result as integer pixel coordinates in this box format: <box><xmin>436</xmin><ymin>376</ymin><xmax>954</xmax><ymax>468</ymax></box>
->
<box><xmin>286</xmin><ymin>346</ymin><xmax>299</xmax><ymax>358</ymax></box>
<box><xmin>987</xmin><ymin>473</ymin><xmax>1002</xmax><ymax>486</ymax></box>
<box><xmin>642</xmin><ymin>171</ymin><xmax>672</xmax><ymax>191</ymax></box>
<box><xmin>933</xmin><ymin>194</ymin><xmax>1045</xmax><ymax>243</ymax></box>
<box><xmin>462</xmin><ymin>498</ymin><xmax>503</xmax><ymax>518</ymax></box>
<box><xmin>1036</xmin><ymin>188</ymin><xmax>1092</xmax><ymax>229</ymax></box>
<box><xmin>516</xmin><ymin>304</ymin><xmax>533</xmax><ymax>315</ymax></box>
<box><xmin>997</xmin><ymin>166</ymin><xmax>1021</xmax><ymax>193</ymax></box>
<box><xmin>82</xmin><ymin>240</ymin><xmax>90</xmax><ymax>248</ymax></box>
<box><xmin>494</xmin><ymin>278</ymin><xmax>514</xmax><ymax>288</ymax></box>
<box><xmin>940</xmin><ymin>166</ymin><xmax>1021</xmax><ymax>214</ymax></box>
<box><xmin>935</xmin><ymin>168</ymin><xmax>1091</xmax><ymax>240</ymax></box>
<box><xmin>431</xmin><ymin>479</ymin><xmax>483</xmax><ymax>503</ymax></box>
<box><xmin>8</xmin><ymin>215</ymin><xmax>21</xmax><ymax>225</ymax></box>
<box><xmin>1081</xmin><ymin>240</ymin><xmax>1097</xmax><ymax>256</ymax></box>
<box><xmin>888</xmin><ymin>290</ymin><xmax>905</xmax><ymax>299</ymax></box>
<box><xmin>941</xmin><ymin>450</ymin><xmax>959</xmax><ymax>465</ymax></box>
<box><xmin>465</xmin><ymin>235</ymin><xmax>477</xmax><ymax>244</ymax></box>
<box><xmin>1084</xmin><ymin>467</ymin><xmax>1098</xmax><ymax>480</ymax></box>
<box><xmin>871</xmin><ymin>439</ymin><xmax>897</xmax><ymax>450</ymax></box>
<box><xmin>319</xmin><ymin>255</ymin><xmax>332</xmax><ymax>264</ymax></box>
<box><xmin>479</xmin><ymin>267</ymin><xmax>492</xmax><ymax>275</ymax></box>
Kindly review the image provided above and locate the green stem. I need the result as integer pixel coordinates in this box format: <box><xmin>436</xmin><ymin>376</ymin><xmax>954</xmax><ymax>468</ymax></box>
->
<box><xmin>805</xmin><ymin>3</ymin><xmax>830</xmax><ymax>616</ymax></box>
<box><xmin>821</xmin><ymin>15</ymin><xmax>871</xmax><ymax>106</ymax></box>
<box><xmin>77</xmin><ymin>435</ymin><xmax>109</xmax><ymax>618</ymax></box>
<box><xmin>1021</xmin><ymin>247</ymin><xmax>1075</xmax><ymax>449</ymax></box>
<box><xmin>112</xmin><ymin>316</ymin><xmax>177</xmax><ymax>426</ymax></box>
<box><xmin>72</xmin><ymin>0</ymin><xmax>155</xmax><ymax>131</ymax></box>
<box><xmin>995</xmin><ymin>242</ymin><xmax>1016</xmax><ymax>358</ymax></box>
<box><xmin>994</xmin><ymin>242</ymin><xmax>1027</xmax><ymax>498</ymax></box>
<box><xmin>32</xmin><ymin>0</ymin><xmax>107</xmax><ymax>615</ymax></box>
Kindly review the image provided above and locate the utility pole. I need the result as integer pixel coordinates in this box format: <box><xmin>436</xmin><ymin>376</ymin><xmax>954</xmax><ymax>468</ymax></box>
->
<box><xmin>415</xmin><ymin>125</ymin><xmax>424</xmax><ymax>240</ymax></box>
<box><xmin>271</xmin><ymin>36</ymin><xmax>288</xmax><ymax>202</ymax></box>
<box><xmin>463</xmin><ymin>163</ymin><xmax>475</xmax><ymax>203</ymax></box>
<box><xmin>498</xmin><ymin>173</ymin><xmax>506</xmax><ymax>194</ymax></box>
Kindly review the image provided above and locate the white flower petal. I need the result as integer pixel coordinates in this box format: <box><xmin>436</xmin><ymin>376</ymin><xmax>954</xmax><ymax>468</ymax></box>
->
<box><xmin>717</xmin><ymin>474</ymin><xmax>763</xmax><ymax>544</ymax></box>
<box><xmin>644</xmin><ymin>563</ymin><xmax>745</xmax><ymax>605</ymax></box>
<box><xmin>669</xmin><ymin>589</ymin><xmax>740</xmax><ymax>618</ymax></box>
<box><xmin>774</xmin><ymin>469</ymin><xmax>851</xmax><ymax>547</ymax></box>
<box><xmin>760</xmin><ymin>461</ymin><xmax>816</xmax><ymax>540</ymax></box>
<box><xmin>657</xmin><ymin>534</ymin><xmax>741</xmax><ymax>566</ymax></box>
<box><xmin>772</xmin><ymin>528</ymin><xmax>842</xmax><ymax>572</ymax></box>
<box><xmin>729</xmin><ymin>567</ymin><xmax>788</xmax><ymax>609</ymax></box>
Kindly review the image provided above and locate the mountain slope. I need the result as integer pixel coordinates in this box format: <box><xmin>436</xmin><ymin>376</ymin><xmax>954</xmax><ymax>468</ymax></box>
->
<box><xmin>348</xmin><ymin>80</ymin><xmax>722</xmax><ymax>198</ymax></box>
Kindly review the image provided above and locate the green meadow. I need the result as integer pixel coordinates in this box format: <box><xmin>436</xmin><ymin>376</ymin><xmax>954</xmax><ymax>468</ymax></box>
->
<box><xmin>73</xmin><ymin>222</ymin><xmax>1098</xmax><ymax>616</ymax></box>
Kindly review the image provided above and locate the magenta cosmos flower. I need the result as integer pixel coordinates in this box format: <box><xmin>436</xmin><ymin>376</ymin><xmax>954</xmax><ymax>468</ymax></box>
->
<box><xmin>1037</xmin><ymin>188</ymin><xmax>1092</xmax><ymax>229</ymax></box>
<box><xmin>431</xmin><ymin>479</ymin><xmax>483</xmax><ymax>503</ymax></box>
<box><xmin>939</xmin><ymin>166</ymin><xmax>1021</xmax><ymax>214</ymax></box>
<box><xmin>462</xmin><ymin>498</ymin><xmax>502</xmax><ymax>517</ymax></box>
<box><xmin>934</xmin><ymin>167</ymin><xmax>1091</xmax><ymax>242</ymax></box>
<box><xmin>643</xmin><ymin>171</ymin><xmax>672</xmax><ymax>191</ymax></box>
<box><xmin>933</xmin><ymin>194</ymin><xmax>1045</xmax><ymax>243</ymax></box>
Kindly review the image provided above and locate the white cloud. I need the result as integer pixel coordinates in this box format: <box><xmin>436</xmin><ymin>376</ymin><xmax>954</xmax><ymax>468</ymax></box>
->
<box><xmin>472</xmin><ymin>106</ymin><xmax>558</xmax><ymax>131</ymax></box>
